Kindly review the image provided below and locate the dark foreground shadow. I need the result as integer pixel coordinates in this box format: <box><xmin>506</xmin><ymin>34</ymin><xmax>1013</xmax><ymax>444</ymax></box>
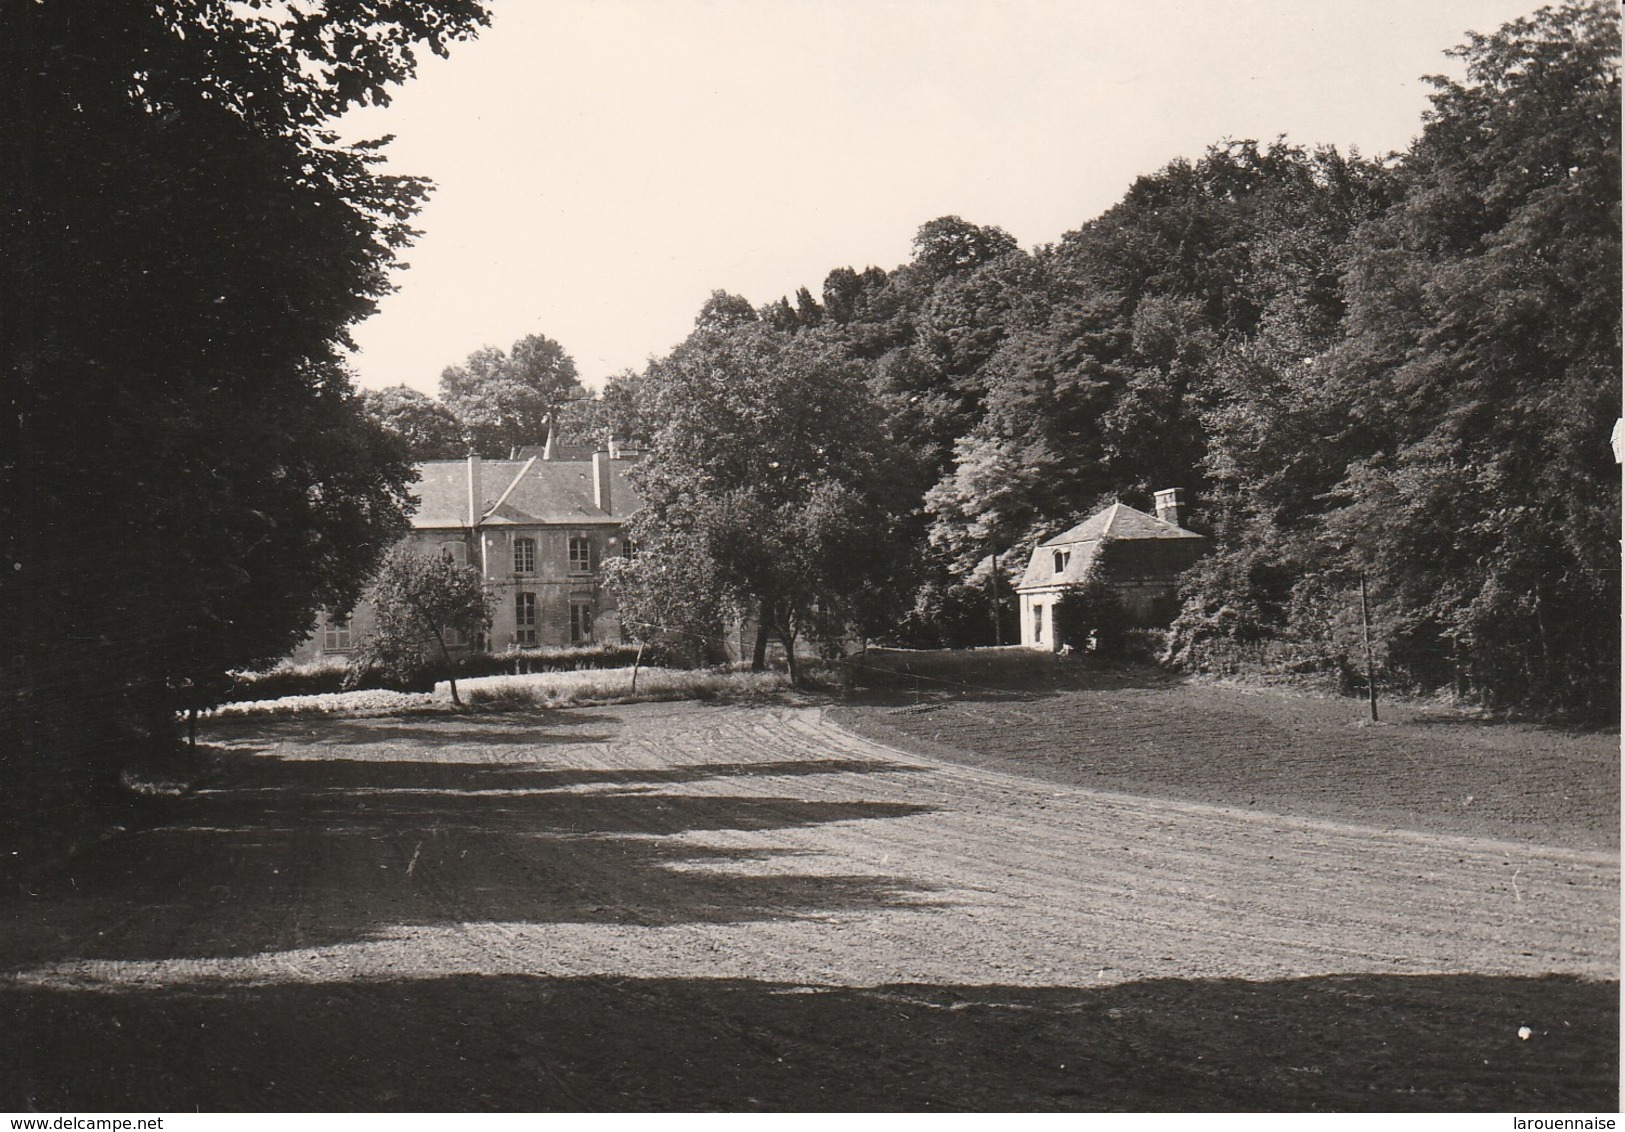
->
<box><xmin>0</xmin><ymin>973</ymin><xmax>1613</xmax><ymax>1112</ymax></box>
<box><xmin>0</xmin><ymin>748</ymin><xmax>935</xmax><ymax>965</ymax></box>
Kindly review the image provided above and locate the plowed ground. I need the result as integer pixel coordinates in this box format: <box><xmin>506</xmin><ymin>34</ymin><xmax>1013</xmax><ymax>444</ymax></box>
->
<box><xmin>0</xmin><ymin>693</ymin><xmax>1616</xmax><ymax>1112</ymax></box>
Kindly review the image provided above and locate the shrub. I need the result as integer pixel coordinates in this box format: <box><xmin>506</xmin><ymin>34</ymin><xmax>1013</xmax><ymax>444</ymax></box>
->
<box><xmin>459</xmin><ymin>666</ymin><xmax>795</xmax><ymax>708</ymax></box>
<box><xmin>1052</xmin><ymin>579</ymin><xmax>1130</xmax><ymax>656</ymax></box>
<box><xmin>229</xmin><ymin>644</ymin><xmax>674</xmax><ymax>704</ymax></box>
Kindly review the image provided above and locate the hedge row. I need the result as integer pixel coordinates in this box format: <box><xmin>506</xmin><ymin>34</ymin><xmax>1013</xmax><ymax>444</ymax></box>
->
<box><xmin>229</xmin><ymin>643</ymin><xmax>673</xmax><ymax>703</ymax></box>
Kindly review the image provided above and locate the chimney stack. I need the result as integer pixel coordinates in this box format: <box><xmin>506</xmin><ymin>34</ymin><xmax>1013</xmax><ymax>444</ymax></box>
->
<box><xmin>1153</xmin><ymin>487</ymin><xmax>1186</xmax><ymax>529</ymax></box>
<box><xmin>592</xmin><ymin>450</ymin><xmax>612</xmax><ymax>514</ymax></box>
<box><xmin>466</xmin><ymin>453</ymin><xmax>482</xmax><ymax>527</ymax></box>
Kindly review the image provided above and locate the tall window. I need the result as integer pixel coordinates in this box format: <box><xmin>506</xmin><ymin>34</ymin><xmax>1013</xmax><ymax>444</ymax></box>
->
<box><xmin>1052</xmin><ymin>549</ymin><xmax>1070</xmax><ymax>574</ymax></box>
<box><xmin>621</xmin><ymin>537</ymin><xmax>637</xmax><ymax>560</ymax></box>
<box><xmin>513</xmin><ymin>537</ymin><xmax>535</xmax><ymax>575</ymax></box>
<box><xmin>322</xmin><ymin>613</ymin><xmax>352</xmax><ymax>652</ymax></box>
<box><xmin>570</xmin><ymin>600</ymin><xmax>593</xmax><ymax>644</ymax></box>
<box><xmin>568</xmin><ymin>535</ymin><xmax>592</xmax><ymax>574</ymax></box>
<box><xmin>515</xmin><ymin>592</ymin><xmax>538</xmax><ymax>646</ymax></box>
<box><xmin>1033</xmin><ymin>603</ymin><xmax>1044</xmax><ymax>644</ymax></box>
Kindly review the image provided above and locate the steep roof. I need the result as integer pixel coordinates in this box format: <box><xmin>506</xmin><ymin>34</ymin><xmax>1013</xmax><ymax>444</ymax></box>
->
<box><xmin>1039</xmin><ymin>502</ymin><xmax>1203</xmax><ymax>547</ymax></box>
<box><xmin>1017</xmin><ymin>501</ymin><xmax>1202</xmax><ymax>591</ymax></box>
<box><xmin>408</xmin><ymin>456</ymin><xmax>642</xmax><ymax>529</ymax></box>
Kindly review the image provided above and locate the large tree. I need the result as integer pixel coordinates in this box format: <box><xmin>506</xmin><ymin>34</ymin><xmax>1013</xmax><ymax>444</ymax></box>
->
<box><xmin>0</xmin><ymin>1</ymin><xmax>489</xmax><ymax>820</ymax></box>
<box><xmin>360</xmin><ymin>385</ymin><xmax>467</xmax><ymax>460</ymax></box>
<box><xmin>439</xmin><ymin>333</ymin><xmax>588</xmax><ymax>456</ymax></box>
<box><xmin>1316</xmin><ymin>0</ymin><xmax>1621</xmax><ymax>713</ymax></box>
<box><xmin>627</xmin><ymin>320</ymin><xmax>912</xmax><ymax>683</ymax></box>
<box><xmin>354</xmin><ymin>546</ymin><xmax>494</xmax><ymax>709</ymax></box>
<box><xmin>1167</xmin><ymin>2</ymin><xmax>1620</xmax><ymax>717</ymax></box>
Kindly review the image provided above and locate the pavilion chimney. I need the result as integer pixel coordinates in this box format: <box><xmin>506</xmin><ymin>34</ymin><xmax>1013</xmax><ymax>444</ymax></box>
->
<box><xmin>592</xmin><ymin>450</ymin><xmax>612</xmax><ymax>514</ymax></box>
<box><xmin>466</xmin><ymin>452</ymin><xmax>482</xmax><ymax>527</ymax></box>
<box><xmin>1153</xmin><ymin>487</ymin><xmax>1186</xmax><ymax>529</ymax></box>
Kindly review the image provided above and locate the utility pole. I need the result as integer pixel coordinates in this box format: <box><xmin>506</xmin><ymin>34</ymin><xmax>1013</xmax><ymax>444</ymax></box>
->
<box><xmin>1360</xmin><ymin>573</ymin><xmax>1378</xmax><ymax>722</ymax></box>
<box><xmin>990</xmin><ymin>550</ymin><xmax>1003</xmax><ymax>646</ymax></box>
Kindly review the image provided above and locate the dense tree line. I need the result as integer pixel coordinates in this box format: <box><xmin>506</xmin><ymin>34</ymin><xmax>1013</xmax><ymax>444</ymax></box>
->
<box><xmin>622</xmin><ymin>1</ymin><xmax>1619</xmax><ymax>716</ymax></box>
<box><xmin>1</xmin><ymin>1</ymin><xmax>491</xmax><ymax>841</ymax></box>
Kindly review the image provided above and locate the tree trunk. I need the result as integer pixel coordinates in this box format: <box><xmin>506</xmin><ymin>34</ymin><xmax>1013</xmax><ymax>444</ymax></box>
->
<box><xmin>435</xmin><ymin>630</ymin><xmax>463</xmax><ymax>709</ymax></box>
<box><xmin>750</xmin><ymin>614</ymin><xmax>771</xmax><ymax>673</ymax></box>
<box><xmin>779</xmin><ymin>626</ymin><xmax>800</xmax><ymax>687</ymax></box>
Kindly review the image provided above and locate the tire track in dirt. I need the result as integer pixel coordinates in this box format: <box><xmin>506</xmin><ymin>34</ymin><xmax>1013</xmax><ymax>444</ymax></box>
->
<box><xmin>6</xmin><ymin>702</ymin><xmax>1612</xmax><ymax>996</ymax></box>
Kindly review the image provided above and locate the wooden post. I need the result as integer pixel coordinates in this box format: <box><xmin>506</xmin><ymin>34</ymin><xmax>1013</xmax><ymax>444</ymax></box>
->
<box><xmin>630</xmin><ymin>641</ymin><xmax>644</xmax><ymax>695</ymax></box>
<box><xmin>1360</xmin><ymin>573</ymin><xmax>1378</xmax><ymax>722</ymax></box>
<box><xmin>990</xmin><ymin>550</ymin><xmax>1003</xmax><ymax>646</ymax></box>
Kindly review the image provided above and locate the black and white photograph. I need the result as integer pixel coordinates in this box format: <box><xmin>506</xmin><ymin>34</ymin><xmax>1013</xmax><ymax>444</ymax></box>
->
<box><xmin>1</xmin><ymin>0</ymin><xmax>1618</xmax><ymax>1117</ymax></box>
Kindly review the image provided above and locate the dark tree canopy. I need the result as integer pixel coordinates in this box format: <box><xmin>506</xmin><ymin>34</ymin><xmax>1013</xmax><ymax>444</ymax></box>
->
<box><xmin>626</xmin><ymin>321</ymin><xmax>913</xmax><ymax>682</ymax></box>
<box><xmin>360</xmin><ymin>385</ymin><xmax>467</xmax><ymax>460</ymax></box>
<box><xmin>606</xmin><ymin>3</ymin><xmax>1618</xmax><ymax>717</ymax></box>
<box><xmin>911</xmin><ymin>216</ymin><xmax>1021</xmax><ymax>280</ymax></box>
<box><xmin>0</xmin><ymin>1</ymin><xmax>489</xmax><ymax>818</ymax></box>
<box><xmin>694</xmin><ymin>290</ymin><xmax>760</xmax><ymax>331</ymax></box>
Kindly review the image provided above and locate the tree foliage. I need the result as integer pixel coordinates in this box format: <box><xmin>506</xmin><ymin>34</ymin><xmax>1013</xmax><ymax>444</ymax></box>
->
<box><xmin>0</xmin><ymin>0</ymin><xmax>489</xmax><ymax>797</ymax></box>
<box><xmin>353</xmin><ymin>546</ymin><xmax>494</xmax><ymax>708</ymax></box>
<box><xmin>627</xmin><ymin>321</ymin><xmax>912</xmax><ymax>683</ymax></box>
<box><xmin>360</xmin><ymin>385</ymin><xmax>466</xmax><ymax>460</ymax></box>
<box><xmin>1052</xmin><ymin>575</ymin><xmax>1130</xmax><ymax>657</ymax></box>
<box><xmin>439</xmin><ymin>333</ymin><xmax>587</xmax><ymax>456</ymax></box>
<box><xmin>1315</xmin><ymin>0</ymin><xmax>1621</xmax><ymax>713</ymax></box>
<box><xmin>601</xmin><ymin>536</ymin><xmax>727</xmax><ymax>667</ymax></box>
<box><xmin>607</xmin><ymin>4</ymin><xmax>1617</xmax><ymax>717</ymax></box>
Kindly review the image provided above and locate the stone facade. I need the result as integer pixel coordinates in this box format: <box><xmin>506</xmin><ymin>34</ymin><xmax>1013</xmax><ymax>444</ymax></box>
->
<box><xmin>292</xmin><ymin>448</ymin><xmax>642</xmax><ymax>664</ymax></box>
<box><xmin>1015</xmin><ymin>491</ymin><xmax>1206</xmax><ymax>650</ymax></box>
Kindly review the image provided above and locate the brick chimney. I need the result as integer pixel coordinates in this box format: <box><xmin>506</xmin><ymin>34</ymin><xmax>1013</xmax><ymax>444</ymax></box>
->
<box><xmin>592</xmin><ymin>450</ymin><xmax>612</xmax><ymax>514</ymax></box>
<box><xmin>1153</xmin><ymin>487</ymin><xmax>1186</xmax><ymax>529</ymax></box>
<box><xmin>466</xmin><ymin>453</ymin><xmax>482</xmax><ymax>527</ymax></box>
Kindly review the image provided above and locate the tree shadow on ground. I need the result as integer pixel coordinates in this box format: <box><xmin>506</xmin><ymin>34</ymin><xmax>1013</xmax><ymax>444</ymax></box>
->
<box><xmin>0</xmin><ymin>748</ymin><xmax>936</xmax><ymax>966</ymax></box>
<box><xmin>202</xmin><ymin>708</ymin><xmax>624</xmax><ymax>751</ymax></box>
<box><xmin>0</xmin><ymin>972</ymin><xmax>1613</xmax><ymax>1112</ymax></box>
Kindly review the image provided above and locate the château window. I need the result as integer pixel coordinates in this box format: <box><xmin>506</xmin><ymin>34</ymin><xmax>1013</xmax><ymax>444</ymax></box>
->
<box><xmin>1053</xmin><ymin>549</ymin><xmax>1070</xmax><ymax>574</ymax></box>
<box><xmin>570</xmin><ymin>600</ymin><xmax>593</xmax><ymax>644</ymax></box>
<box><xmin>568</xmin><ymin>536</ymin><xmax>592</xmax><ymax>574</ymax></box>
<box><xmin>515</xmin><ymin>592</ymin><xmax>538</xmax><ymax>646</ymax></box>
<box><xmin>322</xmin><ymin>613</ymin><xmax>352</xmax><ymax>652</ymax></box>
<box><xmin>1033</xmin><ymin>604</ymin><xmax>1044</xmax><ymax>644</ymax></box>
<box><xmin>513</xmin><ymin>537</ymin><xmax>536</xmax><ymax>575</ymax></box>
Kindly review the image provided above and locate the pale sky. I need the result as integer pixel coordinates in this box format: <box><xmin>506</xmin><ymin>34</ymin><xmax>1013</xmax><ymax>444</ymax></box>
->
<box><xmin>339</xmin><ymin>0</ymin><xmax>1543</xmax><ymax>395</ymax></box>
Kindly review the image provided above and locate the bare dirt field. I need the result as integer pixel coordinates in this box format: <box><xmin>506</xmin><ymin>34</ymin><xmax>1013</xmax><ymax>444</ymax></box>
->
<box><xmin>0</xmin><ymin>689</ymin><xmax>1616</xmax><ymax>1112</ymax></box>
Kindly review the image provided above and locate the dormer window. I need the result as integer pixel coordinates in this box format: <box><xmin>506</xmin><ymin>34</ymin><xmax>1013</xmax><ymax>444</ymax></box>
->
<box><xmin>1053</xmin><ymin>549</ymin><xmax>1070</xmax><ymax>574</ymax></box>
